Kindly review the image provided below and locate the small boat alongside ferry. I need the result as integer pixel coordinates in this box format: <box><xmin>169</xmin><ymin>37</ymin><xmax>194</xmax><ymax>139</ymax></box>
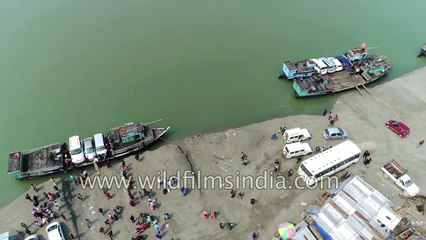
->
<box><xmin>418</xmin><ymin>44</ymin><xmax>426</xmax><ymax>57</ymax></box>
<box><xmin>279</xmin><ymin>43</ymin><xmax>393</xmax><ymax>97</ymax></box>
<box><xmin>7</xmin><ymin>121</ymin><xmax>170</xmax><ymax>180</ymax></box>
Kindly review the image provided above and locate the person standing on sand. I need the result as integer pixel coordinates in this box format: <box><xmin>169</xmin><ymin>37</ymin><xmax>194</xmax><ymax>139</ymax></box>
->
<box><xmin>363</xmin><ymin>150</ymin><xmax>370</xmax><ymax>159</ymax></box>
<box><xmin>69</xmin><ymin>233</ymin><xmax>75</xmax><ymax>239</ymax></box>
<box><xmin>30</xmin><ymin>184</ymin><xmax>38</xmax><ymax>192</ymax></box>
<box><xmin>230</xmin><ymin>189</ymin><xmax>236</xmax><ymax>198</ymax></box>
<box><xmin>105</xmin><ymin>219</ymin><xmax>111</xmax><ymax>227</ymax></box>
<box><xmin>227</xmin><ymin>223</ymin><xmax>235</xmax><ymax>230</ymax></box>
<box><xmin>322</xmin><ymin>108</ymin><xmax>328</xmax><ymax>116</ymax></box>
<box><xmin>86</xmin><ymin>219</ymin><xmax>92</xmax><ymax>228</ymax></box>
<box><xmin>252</xmin><ymin>232</ymin><xmax>257</xmax><ymax>240</ymax></box>
<box><xmin>419</xmin><ymin>140</ymin><xmax>424</xmax><ymax>146</ymax></box>
<box><xmin>181</xmin><ymin>187</ymin><xmax>188</xmax><ymax>197</ymax></box>
<box><xmin>108</xmin><ymin>230</ymin><xmax>114</xmax><ymax>240</ymax></box>
<box><xmin>105</xmin><ymin>192</ymin><xmax>112</xmax><ymax>199</ymax></box>
<box><xmin>219</xmin><ymin>223</ymin><xmax>225</xmax><ymax>229</ymax></box>
<box><xmin>334</xmin><ymin>114</ymin><xmax>339</xmax><ymax>121</ymax></box>
<box><xmin>77</xmin><ymin>193</ymin><xmax>84</xmax><ymax>201</ymax></box>
<box><xmin>241</xmin><ymin>152</ymin><xmax>247</xmax><ymax>161</ymax></box>
<box><xmin>93</xmin><ymin>157</ymin><xmax>100</xmax><ymax>175</ymax></box>
<box><xmin>20</xmin><ymin>222</ymin><xmax>28</xmax><ymax>229</ymax></box>
<box><xmin>25</xmin><ymin>193</ymin><xmax>32</xmax><ymax>202</ymax></box>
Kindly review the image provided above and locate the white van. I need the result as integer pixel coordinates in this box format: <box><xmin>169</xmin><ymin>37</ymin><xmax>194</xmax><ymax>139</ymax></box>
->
<box><xmin>94</xmin><ymin>133</ymin><xmax>107</xmax><ymax>156</ymax></box>
<box><xmin>45</xmin><ymin>222</ymin><xmax>65</xmax><ymax>240</ymax></box>
<box><xmin>283</xmin><ymin>127</ymin><xmax>311</xmax><ymax>144</ymax></box>
<box><xmin>329</xmin><ymin>57</ymin><xmax>343</xmax><ymax>72</ymax></box>
<box><xmin>320</xmin><ymin>57</ymin><xmax>336</xmax><ymax>74</ymax></box>
<box><xmin>83</xmin><ymin>137</ymin><xmax>96</xmax><ymax>161</ymax></box>
<box><xmin>283</xmin><ymin>142</ymin><xmax>312</xmax><ymax>158</ymax></box>
<box><xmin>69</xmin><ymin>136</ymin><xmax>85</xmax><ymax>164</ymax></box>
<box><xmin>310</xmin><ymin>58</ymin><xmax>328</xmax><ymax>75</ymax></box>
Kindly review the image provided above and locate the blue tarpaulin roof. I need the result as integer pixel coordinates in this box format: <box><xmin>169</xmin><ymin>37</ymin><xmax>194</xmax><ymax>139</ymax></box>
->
<box><xmin>312</xmin><ymin>220</ymin><xmax>333</xmax><ymax>240</ymax></box>
<box><xmin>335</xmin><ymin>56</ymin><xmax>350</xmax><ymax>67</ymax></box>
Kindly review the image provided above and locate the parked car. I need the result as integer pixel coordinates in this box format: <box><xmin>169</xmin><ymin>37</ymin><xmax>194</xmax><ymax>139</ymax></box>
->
<box><xmin>283</xmin><ymin>142</ymin><xmax>312</xmax><ymax>158</ymax></box>
<box><xmin>283</xmin><ymin>127</ymin><xmax>311</xmax><ymax>144</ymax></box>
<box><xmin>69</xmin><ymin>135</ymin><xmax>85</xmax><ymax>164</ymax></box>
<box><xmin>46</xmin><ymin>222</ymin><xmax>65</xmax><ymax>240</ymax></box>
<box><xmin>94</xmin><ymin>133</ymin><xmax>107</xmax><ymax>156</ymax></box>
<box><xmin>24</xmin><ymin>235</ymin><xmax>40</xmax><ymax>240</ymax></box>
<box><xmin>83</xmin><ymin>137</ymin><xmax>96</xmax><ymax>161</ymax></box>
<box><xmin>323</xmin><ymin>127</ymin><xmax>348</xmax><ymax>140</ymax></box>
<box><xmin>385</xmin><ymin>120</ymin><xmax>410</xmax><ymax>138</ymax></box>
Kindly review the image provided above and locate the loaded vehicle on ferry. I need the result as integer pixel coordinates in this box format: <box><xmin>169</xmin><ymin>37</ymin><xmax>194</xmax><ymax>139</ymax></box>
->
<box><xmin>7</xmin><ymin>121</ymin><xmax>170</xmax><ymax>180</ymax></box>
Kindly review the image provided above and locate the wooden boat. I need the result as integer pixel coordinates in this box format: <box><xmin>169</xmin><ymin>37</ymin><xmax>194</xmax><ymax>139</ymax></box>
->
<box><xmin>279</xmin><ymin>43</ymin><xmax>369</xmax><ymax>80</ymax></box>
<box><xmin>293</xmin><ymin>56</ymin><xmax>392</xmax><ymax>97</ymax></box>
<box><xmin>278</xmin><ymin>43</ymin><xmax>392</xmax><ymax>97</ymax></box>
<box><xmin>418</xmin><ymin>44</ymin><xmax>426</xmax><ymax>57</ymax></box>
<box><xmin>7</xmin><ymin>122</ymin><xmax>170</xmax><ymax>180</ymax></box>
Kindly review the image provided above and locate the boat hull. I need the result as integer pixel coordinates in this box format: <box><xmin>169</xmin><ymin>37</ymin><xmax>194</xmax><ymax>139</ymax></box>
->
<box><xmin>8</xmin><ymin>124</ymin><xmax>170</xmax><ymax>180</ymax></box>
<box><xmin>293</xmin><ymin>67</ymin><xmax>391</xmax><ymax>97</ymax></box>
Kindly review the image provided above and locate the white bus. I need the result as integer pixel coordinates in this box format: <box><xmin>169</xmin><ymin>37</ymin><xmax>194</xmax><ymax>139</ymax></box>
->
<box><xmin>297</xmin><ymin>140</ymin><xmax>361</xmax><ymax>186</ymax></box>
<box><xmin>319</xmin><ymin>57</ymin><xmax>336</xmax><ymax>74</ymax></box>
<box><xmin>310</xmin><ymin>58</ymin><xmax>328</xmax><ymax>75</ymax></box>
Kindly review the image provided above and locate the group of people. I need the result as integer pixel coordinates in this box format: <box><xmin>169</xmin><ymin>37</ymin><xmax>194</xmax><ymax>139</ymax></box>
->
<box><xmin>24</xmin><ymin>179</ymin><xmax>71</xmax><ymax>237</ymax></box>
<box><xmin>323</xmin><ymin>108</ymin><xmax>339</xmax><ymax>126</ymax></box>
<box><xmin>203</xmin><ymin>211</ymin><xmax>217</xmax><ymax>220</ymax></box>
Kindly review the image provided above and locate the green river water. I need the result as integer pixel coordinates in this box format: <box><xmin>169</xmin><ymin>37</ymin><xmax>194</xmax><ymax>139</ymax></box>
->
<box><xmin>0</xmin><ymin>0</ymin><xmax>425</xmax><ymax>208</ymax></box>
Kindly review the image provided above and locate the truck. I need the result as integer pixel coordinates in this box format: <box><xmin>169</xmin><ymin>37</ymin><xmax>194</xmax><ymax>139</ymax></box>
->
<box><xmin>283</xmin><ymin>127</ymin><xmax>311</xmax><ymax>144</ymax></box>
<box><xmin>381</xmin><ymin>160</ymin><xmax>420</xmax><ymax>197</ymax></box>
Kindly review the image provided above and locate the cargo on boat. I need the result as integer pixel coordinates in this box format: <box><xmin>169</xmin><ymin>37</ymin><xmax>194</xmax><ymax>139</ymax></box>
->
<box><xmin>7</xmin><ymin>122</ymin><xmax>170</xmax><ymax>180</ymax></box>
<box><xmin>279</xmin><ymin>43</ymin><xmax>393</xmax><ymax>97</ymax></box>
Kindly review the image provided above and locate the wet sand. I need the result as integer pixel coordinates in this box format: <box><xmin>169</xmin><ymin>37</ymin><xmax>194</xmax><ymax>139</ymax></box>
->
<box><xmin>1</xmin><ymin>67</ymin><xmax>426</xmax><ymax>239</ymax></box>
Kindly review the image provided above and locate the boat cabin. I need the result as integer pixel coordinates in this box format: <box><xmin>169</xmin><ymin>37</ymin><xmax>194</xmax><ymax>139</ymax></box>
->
<box><xmin>281</xmin><ymin>60</ymin><xmax>316</xmax><ymax>79</ymax></box>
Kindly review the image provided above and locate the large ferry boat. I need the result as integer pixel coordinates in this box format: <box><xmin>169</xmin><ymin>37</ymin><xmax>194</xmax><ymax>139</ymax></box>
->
<box><xmin>7</xmin><ymin>122</ymin><xmax>170</xmax><ymax>180</ymax></box>
<box><xmin>279</xmin><ymin>43</ymin><xmax>393</xmax><ymax>97</ymax></box>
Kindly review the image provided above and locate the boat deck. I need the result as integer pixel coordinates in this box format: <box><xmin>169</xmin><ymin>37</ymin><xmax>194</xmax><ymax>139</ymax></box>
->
<box><xmin>8</xmin><ymin>144</ymin><xmax>64</xmax><ymax>174</ymax></box>
<box><xmin>295</xmin><ymin>70</ymin><xmax>366</xmax><ymax>94</ymax></box>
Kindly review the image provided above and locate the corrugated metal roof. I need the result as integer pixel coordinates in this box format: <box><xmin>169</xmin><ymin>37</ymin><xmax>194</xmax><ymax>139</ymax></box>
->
<box><xmin>294</xmin><ymin>175</ymin><xmax>402</xmax><ymax>240</ymax></box>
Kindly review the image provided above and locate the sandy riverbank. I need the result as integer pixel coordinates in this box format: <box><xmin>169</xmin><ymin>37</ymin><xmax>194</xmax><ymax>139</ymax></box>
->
<box><xmin>1</xmin><ymin>67</ymin><xmax>426</xmax><ymax>240</ymax></box>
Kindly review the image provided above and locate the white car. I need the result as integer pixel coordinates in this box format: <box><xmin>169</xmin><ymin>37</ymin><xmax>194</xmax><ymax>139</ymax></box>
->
<box><xmin>46</xmin><ymin>222</ymin><xmax>66</xmax><ymax>240</ymax></box>
<box><xmin>24</xmin><ymin>235</ymin><xmax>40</xmax><ymax>240</ymax></box>
<box><xmin>69</xmin><ymin>135</ymin><xmax>85</xmax><ymax>164</ymax></box>
<box><xmin>83</xmin><ymin>137</ymin><xmax>96</xmax><ymax>161</ymax></box>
